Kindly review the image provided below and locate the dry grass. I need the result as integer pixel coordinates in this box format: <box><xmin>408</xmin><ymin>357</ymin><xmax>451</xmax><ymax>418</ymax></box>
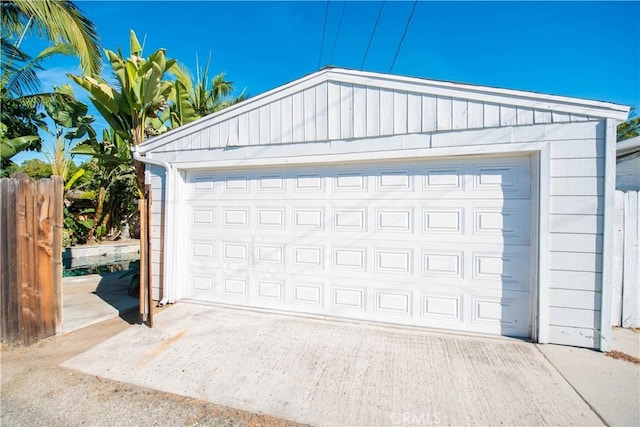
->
<box><xmin>605</xmin><ymin>350</ymin><xmax>640</xmax><ymax>365</ymax></box>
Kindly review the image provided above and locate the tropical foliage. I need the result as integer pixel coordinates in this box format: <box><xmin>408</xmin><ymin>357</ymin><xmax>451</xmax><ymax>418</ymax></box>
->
<box><xmin>71</xmin><ymin>128</ymin><xmax>139</xmax><ymax>243</ymax></box>
<box><xmin>618</xmin><ymin>107</ymin><xmax>639</xmax><ymax>142</ymax></box>
<box><xmin>168</xmin><ymin>55</ymin><xmax>246</xmax><ymax>127</ymax></box>
<box><xmin>68</xmin><ymin>30</ymin><xmax>177</xmax><ymax>192</ymax></box>
<box><xmin>2</xmin><ymin>1</ymin><xmax>245</xmax><ymax>245</ymax></box>
<box><xmin>1</xmin><ymin>0</ymin><xmax>101</xmax><ymax>166</ymax></box>
<box><xmin>1</xmin><ymin>0</ymin><xmax>101</xmax><ymax>76</ymax></box>
<box><xmin>43</xmin><ymin>84</ymin><xmax>97</xmax><ymax>180</ymax></box>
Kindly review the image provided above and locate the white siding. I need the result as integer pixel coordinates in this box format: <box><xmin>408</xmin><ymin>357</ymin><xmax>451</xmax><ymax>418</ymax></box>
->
<box><xmin>151</xmin><ymin>81</ymin><xmax>595</xmax><ymax>153</ymax></box>
<box><xmin>141</xmin><ymin>67</ymin><xmax>622</xmax><ymax>350</ymax></box>
<box><xmin>148</xmin><ymin>165</ymin><xmax>165</xmax><ymax>300</ymax></box>
<box><xmin>546</xmin><ymin>133</ymin><xmax>605</xmax><ymax>348</ymax></box>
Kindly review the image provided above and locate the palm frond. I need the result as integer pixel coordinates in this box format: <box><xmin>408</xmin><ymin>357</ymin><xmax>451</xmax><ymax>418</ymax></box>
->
<box><xmin>5</xmin><ymin>43</ymin><xmax>75</xmax><ymax>96</ymax></box>
<box><xmin>168</xmin><ymin>62</ymin><xmax>194</xmax><ymax>96</ymax></box>
<box><xmin>5</xmin><ymin>0</ymin><xmax>101</xmax><ymax>74</ymax></box>
<box><xmin>17</xmin><ymin>91</ymin><xmax>74</xmax><ymax>111</ymax></box>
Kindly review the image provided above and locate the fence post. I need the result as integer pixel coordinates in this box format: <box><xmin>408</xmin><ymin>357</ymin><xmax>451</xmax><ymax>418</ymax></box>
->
<box><xmin>1</xmin><ymin>178</ymin><xmax>21</xmax><ymax>343</ymax></box>
<box><xmin>52</xmin><ymin>176</ymin><xmax>63</xmax><ymax>335</ymax></box>
<box><xmin>1</xmin><ymin>175</ymin><xmax>63</xmax><ymax>344</ymax></box>
<box><xmin>36</xmin><ymin>178</ymin><xmax>57</xmax><ymax>338</ymax></box>
<box><xmin>612</xmin><ymin>191</ymin><xmax>624</xmax><ymax>326</ymax></box>
<box><xmin>17</xmin><ymin>174</ymin><xmax>39</xmax><ymax>345</ymax></box>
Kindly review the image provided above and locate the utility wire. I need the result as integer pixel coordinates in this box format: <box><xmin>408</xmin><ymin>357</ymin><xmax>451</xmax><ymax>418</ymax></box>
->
<box><xmin>389</xmin><ymin>0</ymin><xmax>418</xmax><ymax>73</ymax></box>
<box><xmin>328</xmin><ymin>0</ymin><xmax>348</xmax><ymax>65</ymax></box>
<box><xmin>360</xmin><ymin>0</ymin><xmax>386</xmax><ymax>70</ymax></box>
<box><xmin>317</xmin><ymin>0</ymin><xmax>330</xmax><ymax>69</ymax></box>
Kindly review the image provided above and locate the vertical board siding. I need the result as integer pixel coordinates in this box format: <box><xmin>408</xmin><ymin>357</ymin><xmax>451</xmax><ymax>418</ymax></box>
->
<box><xmin>500</xmin><ymin>105</ymin><xmax>517</xmax><ymax>126</ymax></box>
<box><xmin>353</xmin><ymin>85</ymin><xmax>367</xmax><ymax>138</ymax></box>
<box><xmin>452</xmin><ymin>99</ymin><xmax>467</xmax><ymax>130</ymax></box>
<box><xmin>316</xmin><ymin>82</ymin><xmax>328</xmax><ymax>141</ymax></box>
<box><xmin>248</xmin><ymin>109</ymin><xmax>260</xmax><ymax>145</ymax></box>
<box><xmin>366</xmin><ymin>87</ymin><xmax>380</xmax><ymax>136</ymax></box>
<box><xmin>238</xmin><ymin>113</ymin><xmax>249</xmax><ymax>146</ymax></box>
<box><xmin>393</xmin><ymin>91</ymin><xmax>408</xmax><ymax>134</ymax></box>
<box><xmin>219</xmin><ymin>120</ymin><xmax>230</xmax><ymax>147</ymax></box>
<box><xmin>407</xmin><ymin>93</ymin><xmax>422</xmax><ymax>133</ymax></box>
<box><xmin>379</xmin><ymin>89</ymin><xmax>394</xmax><ymax>135</ymax></box>
<box><xmin>340</xmin><ymin>83</ymin><xmax>354</xmax><ymax>139</ymax></box>
<box><xmin>304</xmin><ymin>88</ymin><xmax>316</xmax><ymax>141</ymax></box>
<box><xmin>552</xmin><ymin>111</ymin><xmax>571</xmax><ymax>123</ymax></box>
<box><xmin>210</xmin><ymin>123</ymin><xmax>220</xmax><ymax>148</ymax></box>
<box><xmin>269</xmin><ymin>100</ymin><xmax>281</xmax><ymax>144</ymax></box>
<box><xmin>436</xmin><ymin>97</ymin><xmax>452</xmax><ymax>131</ymax></box>
<box><xmin>535</xmin><ymin>109</ymin><xmax>552</xmax><ymax>124</ymax></box>
<box><xmin>292</xmin><ymin>91</ymin><xmax>304</xmax><ymax>142</ymax></box>
<box><xmin>421</xmin><ymin>95</ymin><xmax>437</xmax><ymax>132</ymax></box>
<box><xmin>259</xmin><ymin>105</ymin><xmax>270</xmax><ymax>145</ymax></box>
<box><xmin>517</xmin><ymin>107</ymin><xmax>534</xmax><ymax>125</ymax></box>
<box><xmin>228</xmin><ymin>116</ymin><xmax>240</xmax><ymax>147</ymax></box>
<box><xmin>467</xmin><ymin>101</ymin><xmax>484</xmax><ymax>129</ymax></box>
<box><xmin>328</xmin><ymin>82</ymin><xmax>341</xmax><ymax>140</ymax></box>
<box><xmin>483</xmin><ymin>103</ymin><xmax>500</xmax><ymax>128</ymax></box>
<box><xmin>159</xmin><ymin>80</ymin><xmax>602</xmax><ymax>151</ymax></box>
<box><xmin>280</xmin><ymin>96</ymin><xmax>293</xmax><ymax>143</ymax></box>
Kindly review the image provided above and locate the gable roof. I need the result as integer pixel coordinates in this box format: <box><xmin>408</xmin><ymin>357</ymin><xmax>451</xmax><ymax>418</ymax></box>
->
<box><xmin>139</xmin><ymin>67</ymin><xmax>630</xmax><ymax>154</ymax></box>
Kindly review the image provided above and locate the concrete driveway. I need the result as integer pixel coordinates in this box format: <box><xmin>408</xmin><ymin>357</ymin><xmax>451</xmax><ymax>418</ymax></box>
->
<box><xmin>63</xmin><ymin>303</ymin><xmax>603</xmax><ymax>426</ymax></box>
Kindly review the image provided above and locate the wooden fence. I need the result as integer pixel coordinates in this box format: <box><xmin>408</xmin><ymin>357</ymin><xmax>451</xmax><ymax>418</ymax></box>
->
<box><xmin>0</xmin><ymin>174</ymin><xmax>63</xmax><ymax>345</ymax></box>
<box><xmin>612</xmin><ymin>190</ymin><xmax>640</xmax><ymax>328</ymax></box>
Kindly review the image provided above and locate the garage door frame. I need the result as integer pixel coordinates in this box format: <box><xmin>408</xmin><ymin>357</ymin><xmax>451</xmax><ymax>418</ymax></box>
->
<box><xmin>169</xmin><ymin>140</ymin><xmax>549</xmax><ymax>342</ymax></box>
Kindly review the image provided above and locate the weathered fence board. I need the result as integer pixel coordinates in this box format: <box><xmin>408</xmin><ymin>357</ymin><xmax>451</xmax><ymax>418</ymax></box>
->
<box><xmin>0</xmin><ymin>174</ymin><xmax>63</xmax><ymax>345</ymax></box>
<box><xmin>622</xmin><ymin>191</ymin><xmax>639</xmax><ymax>327</ymax></box>
<box><xmin>613</xmin><ymin>190</ymin><xmax>640</xmax><ymax>328</ymax></box>
<box><xmin>612</xmin><ymin>191</ymin><xmax>624</xmax><ymax>326</ymax></box>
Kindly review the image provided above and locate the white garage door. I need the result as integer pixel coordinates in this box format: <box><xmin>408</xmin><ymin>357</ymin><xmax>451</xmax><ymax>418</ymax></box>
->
<box><xmin>182</xmin><ymin>155</ymin><xmax>533</xmax><ymax>337</ymax></box>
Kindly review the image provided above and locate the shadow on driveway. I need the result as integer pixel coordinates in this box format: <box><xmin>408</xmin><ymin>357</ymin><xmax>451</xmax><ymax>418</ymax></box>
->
<box><xmin>63</xmin><ymin>270</ymin><xmax>139</xmax><ymax>333</ymax></box>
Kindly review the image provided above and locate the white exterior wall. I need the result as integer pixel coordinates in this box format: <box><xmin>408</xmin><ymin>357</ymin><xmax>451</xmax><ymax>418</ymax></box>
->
<box><xmin>146</xmin><ymin>120</ymin><xmax>606</xmax><ymax>348</ymax></box>
<box><xmin>148</xmin><ymin>165</ymin><xmax>165</xmax><ymax>301</ymax></box>
<box><xmin>140</xmin><ymin>68</ymin><xmax>628</xmax><ymax>349</ymax></box>
<box><xmin>547</xmin><ymin>126</ymin><xmax>605</xmax><ymax>348</ymax></box>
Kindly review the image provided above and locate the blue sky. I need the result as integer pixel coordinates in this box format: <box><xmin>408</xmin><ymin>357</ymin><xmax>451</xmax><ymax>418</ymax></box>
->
<box><xmin>15</xmin><ymin>1</ymin><xmax>640</xmax><ymax>164</ymax></box>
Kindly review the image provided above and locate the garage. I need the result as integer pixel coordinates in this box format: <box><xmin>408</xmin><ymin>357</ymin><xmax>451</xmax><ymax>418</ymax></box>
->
<box><xmin>183</xmin><ymin>155</ymin><xmax>532</xmax><ymax>337</ymax></box>
<box><xmin>134</xmin><ymin>67</ymin><xmax>628</xmax><ymax>350</ymax></box>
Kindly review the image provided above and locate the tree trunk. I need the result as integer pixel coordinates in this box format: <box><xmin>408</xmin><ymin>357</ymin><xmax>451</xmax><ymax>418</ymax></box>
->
<box><xmin>133</xmin><ymin>158</ymin><xmax>146</xmax><ymax>195</ymax></box>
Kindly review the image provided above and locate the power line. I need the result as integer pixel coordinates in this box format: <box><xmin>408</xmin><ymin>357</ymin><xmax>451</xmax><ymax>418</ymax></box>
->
<box><xmin>360</xmin><ymin>0</ymin><xmax>386</xmax><ymax>70</ymax></box>
<box><xmin>317</xmin><ymin>0</ymin><xmax>330</xmax><ymax>69</ymax></box>
<box><xmin>328</xmin><ymin>0</ymin><xmax>347</xmax><ymax>65</ymax></box>
<box><xmin>389</xmin><ymin>0</ymin><xmax>418</xmax><ymax>73</ymax></box>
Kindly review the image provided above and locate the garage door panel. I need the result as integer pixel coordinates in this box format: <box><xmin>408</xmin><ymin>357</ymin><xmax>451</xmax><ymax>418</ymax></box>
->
<box><xmin>183</xmin><ymin>155</ymin><xmax>532</xmax><ymax>338</ymax></box>
<box><xmin>421</xmin><ymin>292</ymin><xmax>463</xmax><ymax>322</ymax></box>
<box><xmin>469</xmin><ymin>290</ymin><xmax>531</xmax><ymax>337</ymax></box>
<box><xmin>186</xmin><ymin>158</ymin><xmax>530</xmax><ymax>201</ymax></box>
<box><xmin>373</xmin><ymin>289</ymin><xmax>414</xmax><ymax>317</ymax></box>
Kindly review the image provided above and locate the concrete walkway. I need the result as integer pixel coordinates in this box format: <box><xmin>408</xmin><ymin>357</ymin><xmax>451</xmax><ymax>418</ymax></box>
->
<box><xmin>63</xmin><ymin>271</ymin><xmax>139</xmax><ymax>333</ymax></box>
<box><xmin>63</xmin><ymin>303</ymin><xmax>610</xmax><ymax>426</ymax></box>
<box><xmin>538</xmin><ymin>328</ymin><xmax>640</xmax><ymax>427</ymax></box>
